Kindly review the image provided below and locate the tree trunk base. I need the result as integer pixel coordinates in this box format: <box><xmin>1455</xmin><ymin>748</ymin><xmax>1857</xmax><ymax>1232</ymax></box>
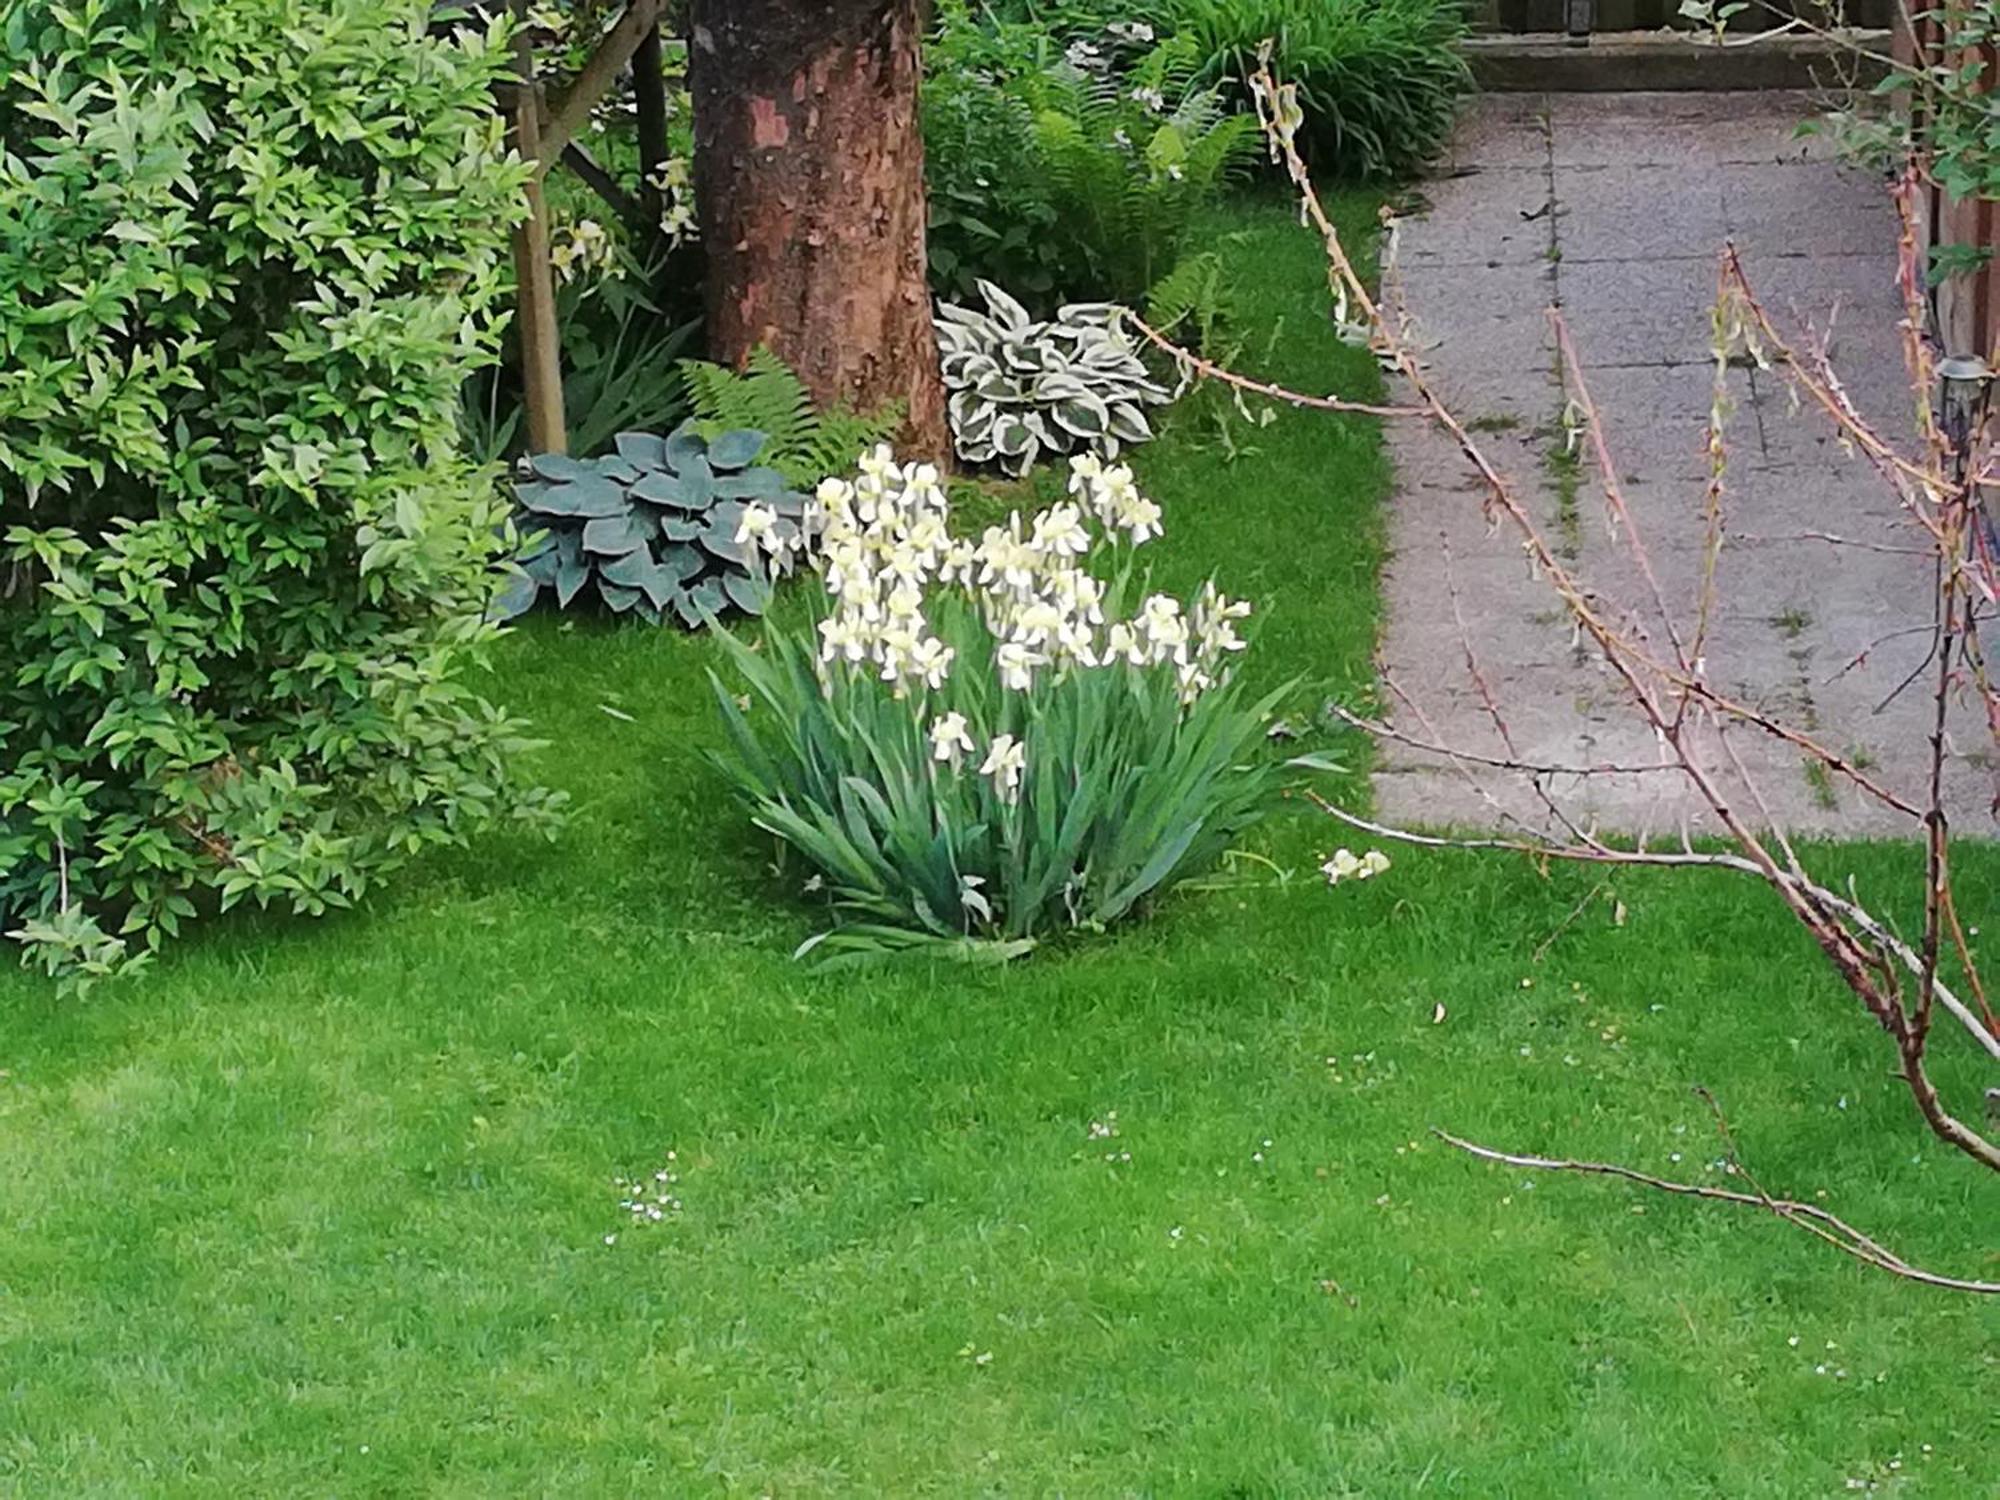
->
<box><xmin>690</xmin><ymin>1</ymin><xmax>948</xmax><ymax>464</ymax></box>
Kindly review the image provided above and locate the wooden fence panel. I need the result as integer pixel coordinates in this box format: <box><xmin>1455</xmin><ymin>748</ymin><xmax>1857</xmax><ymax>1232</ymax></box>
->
<box><xmin>1898</xmin><ymin>6</ymin><xmax>2000</xmax><ymax>359</ymax></box>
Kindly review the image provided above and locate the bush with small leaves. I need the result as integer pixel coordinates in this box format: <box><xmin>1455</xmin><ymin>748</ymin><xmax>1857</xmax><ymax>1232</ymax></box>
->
<box><xmin>0</xmin><ymin>0</ymin><xmax>558</xmax><ymax>980</ymax></box>
<box><xmin>938</xmin><ymin>282</ymin><xmax>1177</xmax><ymax>476</ymax></box>
<box><xmin>499</xmin><ymin>424</ymin><xmax>808</xmax><ymax>627</ymax></box>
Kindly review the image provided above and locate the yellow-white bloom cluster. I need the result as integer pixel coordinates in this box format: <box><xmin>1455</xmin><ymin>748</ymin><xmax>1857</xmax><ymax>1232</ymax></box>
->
<box><xmin>550</xmin><ymin>218</ymin><xmax>618</xmax><ymax>285</ymax></box>
<box><xmin>1321</xmin><ymin>848</ymin><xmax>1391</xmax><ymax>885</ymax></box>
<box><xmin>808</xmin><ymin>446</ymin><xmax>1254</xmax><ymax>799</ymax></box>
<box><xmin>644</xmin><ymin>158</ymin><xmax>699</xmax><ymax>245</ymax></box>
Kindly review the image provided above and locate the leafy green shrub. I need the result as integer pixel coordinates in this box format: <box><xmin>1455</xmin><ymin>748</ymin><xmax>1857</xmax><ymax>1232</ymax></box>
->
<box><xmin>1171</xmin><ymin>0</ymin><xmax>1470</xmax><ymax>181</ymax></box>
<box><xmin>922</xmin><ymin>7</ymin><xmax>1255</xmax><ymax>307</ymax></box>
<box><xmin>937</xmin><ymin>282</ymin><xmax>1176</xmax><ymax>474</ymax></box>
<box><xmin>680</xmin><ymin>351</ymin><xmax>902</xmax><ymax>489</ymax></box>
<box><xmin>500</xmin><ymin>425</ymin><xmax>805</xmax><ymax>626</ymax></box>
<box><xmin>0</xmin><ymin>0</ymin><xmax>556</xmax><ymax>979</ymax></box>
<box><xmin>922</xmin><ymin>10</ymin><xmax>1067</xmax><ymax>304</ymax></box>
<box><xmin>710</xmin><ymin>449</ymin><xmax>1284</xmax><ymax>961</ymax></box>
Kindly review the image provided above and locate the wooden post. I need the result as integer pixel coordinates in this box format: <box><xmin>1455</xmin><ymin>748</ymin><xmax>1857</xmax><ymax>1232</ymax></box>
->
<box><xmin>633</xmin><ymin>19</ymin><xmax>671</xmax><ymax>236</ymax></box>
<box><xmin>509</xmin><ymin>6</ymin><xmax>567</xmax><ymax>456</ymax></box>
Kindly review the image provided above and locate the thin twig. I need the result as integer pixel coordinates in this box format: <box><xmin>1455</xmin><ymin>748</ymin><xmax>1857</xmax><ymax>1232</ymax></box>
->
<box><xmin>1125</xmin><ymin>314</ymin><xmax>1423</xmax><ymax>419</ymax></box>
<box><xmin>1432</xmin><ymin>1124</ymin><xmax>2000</xmax><ymax>1294</ymax></box>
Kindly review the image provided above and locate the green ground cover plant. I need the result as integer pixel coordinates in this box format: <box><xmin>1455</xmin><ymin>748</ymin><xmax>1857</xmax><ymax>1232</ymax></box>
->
<box><xmin>0</xmin><ymin>195</ymin><xmax>1993</xmax><ymax>1494</ymax></box>
<box><xmin>958</xmin><ymin>0</ymin><xmax>1471</xmax><ymax>181</ymax></box>
<box><xmin>1173</xmin><ymin>0</ymin><xmax>1471</xmax><ymax>179</ymax></box>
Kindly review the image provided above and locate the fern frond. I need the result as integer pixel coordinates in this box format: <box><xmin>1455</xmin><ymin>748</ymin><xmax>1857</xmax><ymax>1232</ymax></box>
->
<box><xmin>679</xmin><ymin>349</ymin><xmax>900</xmax><ymax>487</ymax></box>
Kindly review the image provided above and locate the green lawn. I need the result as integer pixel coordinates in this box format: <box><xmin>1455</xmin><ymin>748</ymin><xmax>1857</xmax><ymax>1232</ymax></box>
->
<box><xmin>3</xmin><ymin>194</ymin><xmax>1996</xmax><ymax>1497</ymax></box>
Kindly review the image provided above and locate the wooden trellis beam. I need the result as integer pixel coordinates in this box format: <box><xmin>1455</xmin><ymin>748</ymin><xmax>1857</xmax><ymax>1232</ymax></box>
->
<box><xmin>498</xmin><ymin>0</ymin><xmax>676</xmax><ymax>456</ymax></box>
<box><xmin>507</xmin><ymin>0</ymin><xmax>567</xmax><ymax>455</ymax></box>
<box><xmin>534</xmin><ymin>0</ymin><xmax>667</xmax><ymax>172</ymax></box>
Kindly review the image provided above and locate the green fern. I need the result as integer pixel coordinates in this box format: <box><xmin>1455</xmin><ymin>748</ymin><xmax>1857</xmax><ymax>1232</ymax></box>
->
<box><xmin>1144</xmin><ymin>246</ymin><xmax>1241</xmax><ymax>353</ymax></box>
<box><xmin>679</xmin><ymin>349</ymin><xmax>902</xmax><ymax>488</ymax></box>
<box><xmin>1030</xmin><ymin>38</ymin><xmax>1257</xmax><ymax>303</ymax></box>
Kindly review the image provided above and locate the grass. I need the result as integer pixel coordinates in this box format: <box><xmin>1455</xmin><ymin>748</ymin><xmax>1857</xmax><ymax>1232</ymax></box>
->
<box><xmin>3</xmin><ymin>193</ymin><xmax>1998</xmax><ymax>1496</ymax></box>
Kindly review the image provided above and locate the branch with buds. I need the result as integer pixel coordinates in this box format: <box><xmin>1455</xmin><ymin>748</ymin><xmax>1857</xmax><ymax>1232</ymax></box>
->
<box><xmin>1166</xmin><ymin>54</ymin><xmax>2000</xmax><ymax>1289</ymax></box>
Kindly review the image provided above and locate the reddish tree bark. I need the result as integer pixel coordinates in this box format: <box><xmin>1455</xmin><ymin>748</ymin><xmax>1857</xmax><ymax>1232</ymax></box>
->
<box><xmin>688</xmin><ymin>0</ymin><xmax>948</xmax><ymax>460</ymax></box>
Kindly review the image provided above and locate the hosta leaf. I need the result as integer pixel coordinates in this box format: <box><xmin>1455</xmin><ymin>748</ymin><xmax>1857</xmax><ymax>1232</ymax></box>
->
<box><xmin>527</xmin><ymin>452</ymin><xmax>594</xmax><ymax>483</ymax></box>
<box><xmin>1000</xmin><ymin>341</ymin><xmax>1045</xmax><ymax>374</ymax></box>
<box><xmin>975</xmin><ymin>279</ymin><xmax>1033</xmax><ymax>332</ymax></box>
<box><xmin>660</xmin><ymin>515</ymin><xmax>703</xmax><ymax>541</ymax></box>
<box><xmin>721</xmin><ymin>570</ymin><xmax>771</xmax><ymax>616</ymax></box>
<box><xmin>689</xmin><ymin>576</ymin><xmax>727</xmax><ymax>620</ymax></box>
<box><xmin>711</xmin><ymin>466</ymin><xmax>786</xmax><ymax>501</ymax></box>
<box><xmin>522</xmin><ymin>547</ymin><xmax>560</xmax><ymax>585</ymax></box>
<box><xmin>581</xmin><ymin>514</ymin><xmax>650</xmax><ymax>555</ymax></box>
<box><xmin>629</xmin><ymin>471</ymin><xmax>694</xmax><ymax>509</ymax></box>
<box><xmin>665</xmin><ymin>421</ymin><xmax>707</xmax><ymax>468</ymax></box>
<box><xmin>597</xmin><ymin>547</ymin><xmax>660</xmax><ymax>591</ymax></box>
<box><xmin>707</xmin><ymin>428</ymin><xmax>766</xmax><ymax>469</ymax></box>
<box><xmin>993</xmin><ymin>418</ymin><xmax>1032</xmax><ymax>456</ymax></box>
<box><xmin>661</xmin><ymin>544</ymin><xmax>706</xmax><ymax>582</ymax></box>
<box><xmin>1060</xmin><ymin>302</ymin><xmax>1122</xmax><ymax>327</ymax></box>
<box><xmin>674</xmin><ymin>454</ymin><xmax>716</xmax><ymax>508</ymax></box>
<box><xmin>941</xmin><ymin>351</ymin><xmax>997</xmax><ymax>387</ymax></box>
<box><xmin>555</xmin><ymin>542</ymin><xmax>591</xmax><ymax>607</ymax></box>
<box><xmin>614</xmin><ymin>431</ymin><xmax>669</xmax><ymax>468</ymax></box>
<box><xmin>936</xmin><ymin>303</ymin><xmax>1002</xmax><ymax>340</ymax></box>
<box><xmin>533</xmin><ymin>474</ymin><xmax>626</xmax><ymax>518</ymax></box>
<box><xmin>492</xmin><ymin>567</ymin><xmax>539</xmax><ymax>619</ymax></box>
<box><xmin>1053</xmin><ymin>398</ymin><xmax>1109</xmax><ymax>438</ymax></box>
<box><xmin>598</xmin><ymin>580</ymin><xmax>645</xmax><ymax>613</ymax></box>
<box><xmin>700</xmin><ymin>522</ymin><xmax>754</xmax><ymax>566</ymax></box>
<box><xmin>1108</xmin><ymin>403</ymin><xmax>1153</xmax><ymax>443</ymax></box>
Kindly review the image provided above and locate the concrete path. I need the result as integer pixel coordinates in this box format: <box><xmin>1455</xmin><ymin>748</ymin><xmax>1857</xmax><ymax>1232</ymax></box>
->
<box><xmin>1376</xmin><ymin>90</ymin><xmax>1998</xmax><ymax>837</ymax></box>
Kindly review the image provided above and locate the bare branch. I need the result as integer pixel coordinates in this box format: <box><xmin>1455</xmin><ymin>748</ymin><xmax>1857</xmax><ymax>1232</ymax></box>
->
<box><xmin>1433</xmin><ymin>1124</ymin><xmax>2000</xmax><ymax>1294</ymax></box>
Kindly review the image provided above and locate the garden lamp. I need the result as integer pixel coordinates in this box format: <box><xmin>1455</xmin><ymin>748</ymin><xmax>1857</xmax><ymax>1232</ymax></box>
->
<box><xmin>1935</xmin><ymin>353</ymin><xmax>1993</xmax><ymax>461</ymax></box>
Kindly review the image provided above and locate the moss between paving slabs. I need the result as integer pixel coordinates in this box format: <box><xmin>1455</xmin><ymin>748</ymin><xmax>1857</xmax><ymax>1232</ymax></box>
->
<box><xmin>1</xmin><ymin>193</ymin><xmax>1994</xmax><ymax>1495</ymax></box>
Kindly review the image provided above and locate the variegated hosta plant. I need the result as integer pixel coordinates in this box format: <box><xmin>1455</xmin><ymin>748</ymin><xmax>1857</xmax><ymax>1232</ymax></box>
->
<box><xmin>708</xmin><ymin>447</ymin><xmax>1287</xmax><ymax>963</ymax></box>
<box><xmin>937</xmin><ymin>280</ymin><xmax>1177</xmax><ymax>476</ymax></box>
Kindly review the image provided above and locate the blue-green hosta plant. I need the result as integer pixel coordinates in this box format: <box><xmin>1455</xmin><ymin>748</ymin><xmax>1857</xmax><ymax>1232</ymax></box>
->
<box><xmin>499</xmin><ymin>423</ymin><xmax>806</xmax><ymax>627</ymax></box>
<box><xmin>937</xmin><ymin>281</ymin><xmax>1177</xmax><ymax>475</ymax></box>
<box><xmin>709</xmin><ymin>447</ymin><xmax>1286</xmax><ymax>962</ymax></box>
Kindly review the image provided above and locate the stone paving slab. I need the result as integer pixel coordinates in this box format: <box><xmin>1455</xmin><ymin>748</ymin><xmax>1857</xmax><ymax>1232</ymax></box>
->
<box><xmin>1376</xmin><ymin>92</ymin><xmax>1999</xmax><ymax>838</ymax></box>
<box><xmin>1558</xmin><ymin>167</ymin><xmax>1729</xmax><ymax>262</ymax></box>
<box><xmin>1401</xmin><ymin>167</ymin><xmax>1554</xmax><ymax>268</ymax></box>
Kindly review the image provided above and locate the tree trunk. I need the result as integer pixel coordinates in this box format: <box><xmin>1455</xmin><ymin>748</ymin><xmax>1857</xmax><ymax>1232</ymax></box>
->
<box><xmin>688</xmin><ymin>0</ymin><xmax>948</xmax><ymax>461</ymax></box>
